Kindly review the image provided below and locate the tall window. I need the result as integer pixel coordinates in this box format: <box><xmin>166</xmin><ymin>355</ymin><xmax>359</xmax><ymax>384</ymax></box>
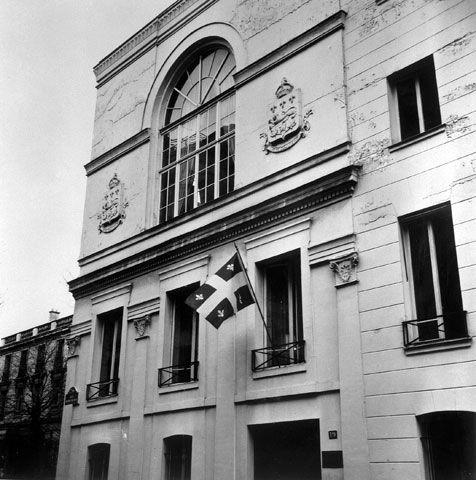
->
<box><xmin>159</xmin><ymin>287</ymin><xmax>199</xmax><ymax>387</ymax></box>
<box><xmin>159</xmin><ymin>47</ymin><xmax>236</xmax><ymax>223</ymax></box>
<box><xmin>164</xmin><ymin>435</ymin><xmax>192</xmax><ymax>480</ymax></box>
<box><xmin>1</xmin><ymin>354</ymin><xmax>11</xmax><ymax>382</ymax></box>
<box><xmin>17</xmin><ymin>350</ymin><xmax>28</xmax><ymax>378</ymax></box>
<box><xmin>88</xmin><ymin>443</ymin><xmax>110</xmax><ymax>480</ymax></box>
<box><xmin>87</xmin><ymin>309</ymin><xmax>123</xmax><ymax>400</ymax></box>
<box><xmin>253</xmin><ymin>251</ymin><xmax>304</xmax><ymax>370</ymax></box>
<box><xmin>388</xmin><ymin>55</ymin><xmax>441</xmax><ymax>142</ymax></box>
<box><xmin>401</xmin><ymin>204</ymin><xmax>466</xmax><ymax>345</ymax></box>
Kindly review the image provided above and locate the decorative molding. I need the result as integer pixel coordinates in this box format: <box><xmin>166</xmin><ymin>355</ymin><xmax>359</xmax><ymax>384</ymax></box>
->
<box><xmin>66</xmin><ymin>337</ymin><xmax>81</xmax><ymax>357</ymax></box>
<box><xmin>128</xmin><ymin>297</ymin><xmax>161</xmax><ymax>320</ymax></box>
<box><xmin>70</xmin><ymin>164</ymin><xmax>359</xmax><ymax>299</ymax></box>
<box><xmin>79</xmin><ymin>141</ymin><xmax>352</xmax><ymax>268</ymax></box>
<box><xmin>234</xmin><ymin>10</ymin><xmax>347</xmax><ymax>88</ymax></box>
<box><xmin>329</xmin><ymin>252</ymin><xmax>359</xmax><ymax>287</ymax></box>
<box><xmin>94</xmin><ymin>0</ymin><xmax>220</xmax><ymax>86</ymax></box>
<box><xmin>91</xmin><ymin>283</ymin><xmax>132</xmax><ymax>305</ymax></box>
<box><xmin>158</xmin><ymin>255</ymin><xmax>209</xmax><ymax>282</ymax></box>
<box><xmin>245</xmin><ymin>218</ymin><xmax>311</xmax><ymax>251</ymax></box>
<box><xmin>133</xmin><ymin>316</ymin><xmax>151</xmax><ymax>339</ymax></box>
<box><xmin>85</xmin><ymin>129</ymin><xmax>150</xmax><ymax>176</ymax></box>
<box><xmin>308</xmin><ymin>234</ymin><xmax>356</xmax><ymax>267</ymax></box>
<box><xmin>98</xmin><ymin>174</ymin><xmax>128</xmax><ymax>234</ymax></box>
<box><xmin>70</xmin><ymin>319</ymin><xmax>92</xmax><ymax>338</ymax></box>
<box><xmin>260</xmin><ymin>78</ymin><xmax>313</xmax><ymax>154</ymax></box>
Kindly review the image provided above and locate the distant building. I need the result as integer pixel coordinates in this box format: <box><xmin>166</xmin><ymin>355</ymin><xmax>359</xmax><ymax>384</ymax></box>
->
<box><xmin>0</xmin><ymin>312</ymin><xmax>72</xmax><ymax>479</ymax></box>
<box><xmin>58</xmin><ymin>1</ymin><xmax>476</xmax><ymax>479</ymax></box>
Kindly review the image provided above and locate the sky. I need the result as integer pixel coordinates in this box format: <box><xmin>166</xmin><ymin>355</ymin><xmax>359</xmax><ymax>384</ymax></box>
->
<box><xmin>0</xmin><ymin>0</ymin><xmax>174</xmax><ymax>338</ymax></box>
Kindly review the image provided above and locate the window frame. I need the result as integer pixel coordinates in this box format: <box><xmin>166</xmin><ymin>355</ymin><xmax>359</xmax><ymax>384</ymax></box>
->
<box><xmin>400</xmin><ymin>204</ymin><xmax>467</xmax><ymax>347</ymax></box>
<box><xmin>158</xmin><ymin>46</ymin><xmax>236</xmax><ymax>224</ymax></box>
<box><xmin>388</xmin><ymin>55</ymin><xmax>442</xmax><ymax>144</ymax></box>
<box><xmin>163</xmin><ymin>435</ymin><xmax>192</xmax><ymax>480</ymax></box>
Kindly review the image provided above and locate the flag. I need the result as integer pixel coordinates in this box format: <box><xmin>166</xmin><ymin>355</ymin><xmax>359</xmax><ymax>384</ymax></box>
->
<box><xmin>185</xmin><ymin>252</ymin><xmax>255</xmax><ymax>329</ymax></box>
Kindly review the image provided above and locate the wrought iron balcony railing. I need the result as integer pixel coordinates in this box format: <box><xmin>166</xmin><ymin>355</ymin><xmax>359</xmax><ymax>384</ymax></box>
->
<box><xmin>403</xmin><ymin>311</ymin><xmax>468</xmax><ymax>347</ymax></box>
<box><xmin>158</xmin><ymin>361</ymin><xmax>199</xmax><ymax>387</ymax></box>
<box><xmin>252</xmin><ymin>340</ymin><xmax>305</xmax><ymax>371</ymax></box>
<box><xmin>86</xmin><ymin>378</ymin><xmax>119</xmax><ymax>401</ymax></box>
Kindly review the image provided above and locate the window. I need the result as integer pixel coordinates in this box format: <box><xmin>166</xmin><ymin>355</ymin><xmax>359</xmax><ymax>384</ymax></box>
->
<box><xmin>35</xmin><ymin>344</ymin><xmax>46</xmax><ymax>374</ymax></box>
<box><xmin>401</xmin><ymin>204</ymin><xmax>467</xmax><ymax>346</ymax></box>
<box><xmin>88</xmin><ymin>443</ymin><xmax>110</xmax><ymax>480</ymax></box>
<box><xmin>159</xmin><ymin>287</ymin><xmax>199</xmax><ymax>386</ymax></box>
<box><xmin>15</xmin><ymin>385</ymin><xmax>24</xmax><ymax>412</ymax></box>
<box><xmin>1</xmin><ymin>355</ymin><xmax>11</xmax><ymax>382</ymax></box>
<box><xmin>54</xmin><ymin>339</ymin><xmax>65</xmax><ymax>370</ymax></box>
<box><xmin>87</xmin><ymin>309</ymin><xmax>123</xmax><ymax>400</ymax></box>
<box><xmin>17</xmin><ymin>350</ymin><xmax>28</xmax><ymax>378</ymax></box>
<box><xmin>159</xmin><ymin>47</ymin><xmax>236</xmax><ymax>223</ymax></box>
<box><xmin>419</xmin><ymin>412</ymin><xmax>475</xmax><ymax>480</ymax></box>
<box><xmin>163</xmin><ymin>435</ymin><xmax>192</xmax><ymax>480</ymax></box>
<box><xmin>0</xmin><ymin>391</ymin><xmax>6</xmax><ymax>419</ymax></box>
<box><xmin>388</xmin><ymin>55</ymin><xmax>441</xmax><ymax>142</ymax></box>
<box><xmin>252</xmin><ymin>251</ymin><xmax>304</xmax><ymax>370</ymax></box>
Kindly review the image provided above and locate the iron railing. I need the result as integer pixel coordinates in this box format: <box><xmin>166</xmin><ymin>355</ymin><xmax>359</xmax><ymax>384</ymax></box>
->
<box><xmin>252</xmin><ymin>340</ymin><xmax>305</xmax><ymax>371</ymax></box>
<box><xmin>158</xmin><ymin>361</ymin><xmax>199</xmax><ymax>387</ymax></box>
<box><xmin>403</xmin><ymin>311</ymin><xmax>468</xmax><ymax>347</ymax></box>
<box><xmin>86</xmin><ymin>378</ymin><xmax>119</xmax><ymax>401</ymax></box>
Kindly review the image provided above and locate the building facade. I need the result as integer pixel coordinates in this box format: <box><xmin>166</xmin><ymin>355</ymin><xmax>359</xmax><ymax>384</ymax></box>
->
<box><xmin>0</xmin><ymin>312</ymin><xmax>72</xmax><ymax>479</ymax></box>
<box><xmin>58</xmin><ymin>0</ymin><xmax>476</xmax><ymax>479</ymax></box>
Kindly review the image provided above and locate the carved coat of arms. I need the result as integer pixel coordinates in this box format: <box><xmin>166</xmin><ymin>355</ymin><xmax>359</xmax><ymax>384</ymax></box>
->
<box><xmin>98</xmin><ymin>173</ymin><xmax>128</xmax><ymax>233</ymax></box>
<box><xmin>260</xmin><ymin>78</ymin><xmax>313</xmax><ymax>154</ymax></box>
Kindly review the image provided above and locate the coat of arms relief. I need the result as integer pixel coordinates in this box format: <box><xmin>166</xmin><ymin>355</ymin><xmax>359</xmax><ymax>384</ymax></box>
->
<box><xmin>260</xmin><ymin>78</ymin><xmax>313</xmax><ymax>154</ymax></box>
<box><xmin>98</xmin><ymin>173</ymin><xmax>128</xmax><ymax>233</ymax></box>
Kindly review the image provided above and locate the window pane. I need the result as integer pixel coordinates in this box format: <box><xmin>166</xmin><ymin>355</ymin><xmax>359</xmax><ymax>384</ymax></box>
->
<box><xmin>420</xmin><ymin>67</ymin><xmax>441</xmax><ymax>130</ymax></box>
<box><xmin>162</xmin><ymin>129</ymin><xmax>177</xmax><ymax>167</ymax></box>
<box><xmin>220</xmin><ymin>95</ymin><xmax>235</xmax><ymax>136</ymax></box>
<box><xmin>177</xmin><ymin>158</ymin><xmax>195</xmax><ymax>215</ymax></box>
<box><xmin>219</xmin><ymin>137</ymin><xmax>234</xmax><ymax>197</ymax></box>
<box><xmin>397</xmin><ymin>77</ymin><xmax>420</xmax><ymax>139</ymax></box>
<box><xmin>198</xmin><ymin>147</ymin><xmax>215</xmax><ymax>205</ymax></box>
<box><xmin>159</xmin><ymin>167</ymin><xmax>176</xmax><ymax>223</ymax></box>
<box><xmin>266</xmin><ymin>265</ymin><xmax>290</xmax><ymax>346</ymax></box>
<box><xmin>408</xmin><ymin>221</ymin><xmax>437</xmax><ymax>320</ymax></box>
<box><xmin>180</xmin><ymin>117</ymin><xmax>197</xmax><ymax>157</ymax></box>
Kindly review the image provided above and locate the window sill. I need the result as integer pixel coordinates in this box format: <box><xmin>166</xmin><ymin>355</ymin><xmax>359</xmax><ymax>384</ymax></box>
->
<box><xmin>252</xmin><ymin>362</ymin><xmax>306</xmax><ymax>380</ymax></box>
<box><xmin>389</xmin><ymin>124</ymin><xmax>445</xmax><ymax>153</ymax></box>
<box><xmin>158</xmin><ymin>381</ymin><xmax>199</xmax><ymax>395</ymax></box>
<box><xmin>404</xmin><ymin>336</ymin><xmax>472</xmax><ymax>355</ymax></box>
<box><xmin>86</xmin><ymin>394</ymin><xmax>119</xmax><ymax>408</ymax></box>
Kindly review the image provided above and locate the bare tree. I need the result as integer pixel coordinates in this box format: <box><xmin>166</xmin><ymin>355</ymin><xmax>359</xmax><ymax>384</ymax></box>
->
<box><xmin>1</xmin><ymin>337</ymin><xmax>66</xmax><ymax>479</ymax></box>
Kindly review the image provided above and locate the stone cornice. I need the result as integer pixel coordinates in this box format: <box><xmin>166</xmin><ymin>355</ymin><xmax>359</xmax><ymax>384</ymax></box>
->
<box><xmin>234</xmin><ymin>10</ymin><xmax>347</xmax><ymax>88</ymax></box>
<box><xmin>85</xmin><ymin>129</ymin><xmax>150</xmax><ymax>175</ymax></box>
<box><xmin>94</xmin><ymin>0</ymin><xmax>220</xmax><ymax>86</ymax></box>
<box><xmin>69</xmin><ymin>164</ymin><xmax>360</xmax><ymax>299</ymax></box>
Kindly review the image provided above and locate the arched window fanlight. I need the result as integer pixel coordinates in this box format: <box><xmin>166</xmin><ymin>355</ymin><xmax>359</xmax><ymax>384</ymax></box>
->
<box><xmin>159</xmin><ymin>47</ymin><xmax>236</xmax><ymax>223</ymax></box>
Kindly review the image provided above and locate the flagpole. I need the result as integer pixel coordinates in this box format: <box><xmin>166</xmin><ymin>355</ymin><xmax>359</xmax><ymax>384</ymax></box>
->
<box><xmin>233</xmin><ymin>243</ymin><xmax>274</xmax><ymax>347</ymax></box>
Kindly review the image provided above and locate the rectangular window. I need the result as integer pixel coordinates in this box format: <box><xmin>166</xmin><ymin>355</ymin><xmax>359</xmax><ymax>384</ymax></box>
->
<box><xmin>159</xmin><ymin>287</ymin><xmax>199</xmax><ymax>387</ymax></box>
<box><xmin>88</xmin><ymin>443</ymin><xmax>110</xmax><ymax>480</ymax></box>
<box><xmin>35</xmin><ymin>344</ymin><xmax>46</xmax><ymax>374</ymax></box>
<box><xmin>388</xmin><ymin>55</ymin><xmax>441</xmax><ymax>142</ymax></box>
<box><xmin>0</xmin><ymin>391</ymin><xmax>6</xmax><ymax>419</ymax></box>
<box><xmin>87</xmin><ymin>309</ymin><xmax>123</xmax><ymax>400</ymax></box>
<box><xmin>401</xmin><ymin>204</ymin><xmax>467</xmax><ymax>346</ymax></box>
<box><xmin>164</xmin><ymin>435</ymin><xmax>192</xmax><ymax>480</ymax></box>
<box><xmin>54</xmin><ymin>339</ymin><xmax>65</xmax><ymax>370</ymax></box>
<box><xmin>1</xmin><ymin>355</ymin><xmax>11</xmax><ymax>382</ymax></box>
<box><xmin>252</xmin><ymin>251</ymin><xmax>304</xmax><ymax>370</ymax></box>
<box><xmin>18</xmin><ymin>350</ymin><xmax>28</xmax><ymax>378</ymax></box>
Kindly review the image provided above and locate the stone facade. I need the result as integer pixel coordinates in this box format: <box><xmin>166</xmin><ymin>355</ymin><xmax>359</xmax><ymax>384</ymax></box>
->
<box><xmin>58</xmin><ymin>1</ymin><xmax>476</xmax><ymax>479</ymax></box>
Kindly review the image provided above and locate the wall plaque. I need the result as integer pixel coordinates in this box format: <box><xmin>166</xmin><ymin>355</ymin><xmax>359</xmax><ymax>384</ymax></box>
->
<box><xmin>260</xmin><ymin>78</ymin><xmax>313</xmax><ymax>154</ymax></box>
<box><xmin>98</xmin><ymin>173</ymin><xmax>128</xmax><ymax>233</ymax></box>
<box><xmin>64</xmin><ymin>387</ymin><xmax>79</xmax><ymax>406</ymax></box>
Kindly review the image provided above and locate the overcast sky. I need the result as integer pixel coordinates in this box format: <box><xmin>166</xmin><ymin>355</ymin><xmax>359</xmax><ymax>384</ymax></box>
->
<box><xmin>0</xmin><ymin>0</ymin><xmax>173</xmax><ymax>338</ymax></box>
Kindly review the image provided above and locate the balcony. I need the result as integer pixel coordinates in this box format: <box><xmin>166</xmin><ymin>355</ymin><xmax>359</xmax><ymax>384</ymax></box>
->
<box><xmin>86</xmin><ymin>378</ymin><xmax>119</xmax><ymax>401</ymax></box>
<box><xmin>252</xmin><ymin>340</ymin><xmax>305</xmax><ymax>371</ymax></box>
<box><xmin>158</xmin><ymin>361</ymin><xmax>199</xmax><ymax>387</ymax></box>
<box><xmin>403</xmin><ymin>311</ymin><xmax>470</xmax><ymax>350</ymax></box>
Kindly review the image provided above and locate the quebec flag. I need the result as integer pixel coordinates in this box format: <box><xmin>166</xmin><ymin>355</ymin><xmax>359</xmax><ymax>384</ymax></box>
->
<box><xmin>185</xmin><ymin>253</ymin><xmax>255</xmax><ymax>329</ymax></box>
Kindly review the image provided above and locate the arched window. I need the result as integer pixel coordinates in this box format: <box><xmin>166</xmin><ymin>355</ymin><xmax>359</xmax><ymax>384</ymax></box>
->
<box><xmin>159</xmin><ymin>46</ymin><xmax>236</xmax><ymax>223</ymax></box>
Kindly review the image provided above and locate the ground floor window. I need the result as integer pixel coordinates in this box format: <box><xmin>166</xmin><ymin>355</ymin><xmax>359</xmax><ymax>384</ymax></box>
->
<box><xmin>419</xmin><ymin>411</ymin><xmax>475</xmax><ymax>480</ymax></box>
<box><xmin>163</xmin><ymin>435</ymin><xmax>192</xmax><ymax>480</ymax></box>
<box><xmin>88</xmin><ymin>443</ymin><xmax>110</xmax><ymax>480</ymax></box>
<box><xmin>250</xmin><ymin>419</ymin><xmax>321</xmax><ymax>480</ymax></box>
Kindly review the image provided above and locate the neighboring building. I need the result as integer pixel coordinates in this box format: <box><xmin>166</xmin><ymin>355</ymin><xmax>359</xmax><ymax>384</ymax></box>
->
<box><xmin>0</xmin><ymin>311</ymin><xmax>72</xmax><ymax>479</ymax></box>
<box><xmin>57</xmin><ymin>1</ymin><xmax>476</xmax><ymax>479</ymax></box>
